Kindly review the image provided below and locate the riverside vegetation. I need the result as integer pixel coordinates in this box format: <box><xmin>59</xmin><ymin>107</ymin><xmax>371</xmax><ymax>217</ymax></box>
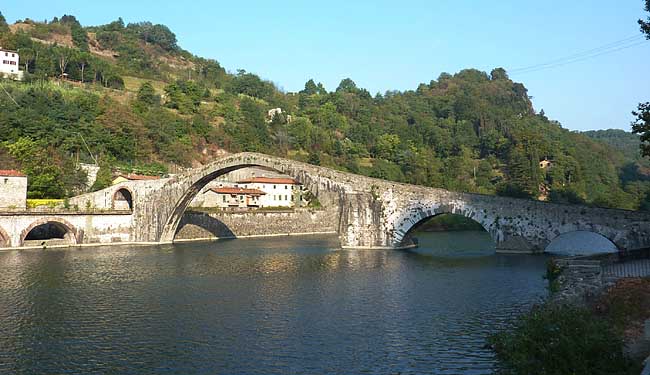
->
<box><xmin>489</xmin><ymin>277</ymin><xmax>650</xmax><ymax>375</ymax></box>
<box><xmin>1</xmin><ymin>12</ymin><xmax>650</xmax><ymax>208</ymax></box>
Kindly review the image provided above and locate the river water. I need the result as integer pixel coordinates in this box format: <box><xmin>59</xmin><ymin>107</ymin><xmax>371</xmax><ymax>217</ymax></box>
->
<box><xmin>0</xmin><ymin>231</ymin><xmax>549</xmax><ymax>375</ymax></box>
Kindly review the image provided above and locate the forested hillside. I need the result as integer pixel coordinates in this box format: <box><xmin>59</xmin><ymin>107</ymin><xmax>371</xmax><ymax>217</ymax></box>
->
<box><xmin>0</xmin><ymin>12</ymin><xmax>648</xmax><ymax>210</ymax></box>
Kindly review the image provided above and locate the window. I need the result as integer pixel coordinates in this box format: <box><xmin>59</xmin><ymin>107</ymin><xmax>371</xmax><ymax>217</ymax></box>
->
<box><xmin>3</xmin><ymin>178</ymin><xmax>7</xmax><ymax>184</ymax></box>
<box><xmin>285</xmin><ymin>185</ymin><xmax>288</xmax><ymax>189</ymax></box>
<box><xmin>4</xmin><ymin>53</ymin><xmax>7</xmax><ymax>56</ymax></box>
<box><xmin>222</xmin><ymin>195</ymin><xmax>226</xmax><ymax>203</ymax></box>
<box><xmin>285</xmin><ymin>195</ymin><xmax>288</xmax><ymax>201</ymax></box>
<box><xmin>273</xmin><ymin>185</ymin><xmax>277</xmax><ymax>189</ymax></box>
<box><xmin>11</xmin><ymin>54</ymin><xmax>14</xmax><ymax>57</ymax></box>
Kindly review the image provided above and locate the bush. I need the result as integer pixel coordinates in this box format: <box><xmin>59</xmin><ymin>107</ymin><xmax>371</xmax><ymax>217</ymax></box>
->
<box><xmin>489</xmin><ymin>304</ymin><xmax>639</xmax><ymax>375</ymax></box>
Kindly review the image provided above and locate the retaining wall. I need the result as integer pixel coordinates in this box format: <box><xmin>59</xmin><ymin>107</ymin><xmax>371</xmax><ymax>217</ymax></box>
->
<box><xmin>175</xmin><ymin>208</ymin><xmax>339</xmax><ymax>241</ymax></box>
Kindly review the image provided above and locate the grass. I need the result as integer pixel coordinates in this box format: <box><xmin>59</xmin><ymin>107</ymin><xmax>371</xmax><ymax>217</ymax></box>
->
<box><xmin>122</xmin><ymin>76</ymin><xmax>168</xmax><ymax>94</ymax></box>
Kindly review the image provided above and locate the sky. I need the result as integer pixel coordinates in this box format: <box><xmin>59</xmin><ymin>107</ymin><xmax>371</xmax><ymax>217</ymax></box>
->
<box><xmin>2</xmin><ymin>0</ymin><xmax>650</xmax><ymax>132</ymax></box>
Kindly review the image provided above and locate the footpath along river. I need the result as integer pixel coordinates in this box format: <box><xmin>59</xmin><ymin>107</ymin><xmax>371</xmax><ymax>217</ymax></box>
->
<box><xmin>0</xmin><ymin>231</ymin><xmax>549</xmax><ymax>374</ymax></box>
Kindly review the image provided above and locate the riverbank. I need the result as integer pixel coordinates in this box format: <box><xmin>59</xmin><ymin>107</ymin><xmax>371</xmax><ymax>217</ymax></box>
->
<box><xmin>490</xmin><ymin>276</ymin><xmax>650</xmax><ymax>374</ymax></box>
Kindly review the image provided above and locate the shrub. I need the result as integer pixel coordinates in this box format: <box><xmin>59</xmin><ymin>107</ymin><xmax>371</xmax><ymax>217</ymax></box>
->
<box><xmin>489</xmin><ymin>304</ymin><xmax>639</xmax><ymax>375</ymax></box>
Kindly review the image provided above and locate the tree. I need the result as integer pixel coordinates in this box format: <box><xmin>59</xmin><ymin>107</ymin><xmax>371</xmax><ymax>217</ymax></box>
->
<box><xmin>308</xmin><ymin>151</ymin><xmax>321</xmax><ymax>166</ymax></box>
<box><xmin>336</xmin><ymin>78</ymin><xmax>359</xmax><ymax>93</ymax></box>
<box><xmin>56</xmin><ymin>47</ymin><xmax>74</xmax><ymax>78</ymax></box>
<box><xmin>136</xmin><ymin>82</ymin><xmax>161</xmax><ymax>107</ymax></box>
<box><xmin>640</xmin><ymin>0</ymin><xmax>650</xmax><ymax>37</ymax></box>
<box><xmin>19</xmin><ymin>47</ymin><xmax>34</xmax><ymax>73</ymax></box>
<box><xmin>632</xmin><ymin>102</ymin><xmax>650</xmax><ymax>156</ymax></box>
<box><xmin>0</xmin><ymin>11</ymin><xmax>8</xmax><ymax>33</ymax></box>
<box><xmin>77</xmin><ymin>52</ymin><xmax>90</xmax><ymax>82</ymax></box>
<box><xmin>374</xmin><ymin>133</ymin><xmax>400</xmax><ymax>160</ymax></box>
<box><xmin>4</xmin><ymin>138</ymin><xmax>66</xmax><ymax>198</ymax></box>
<box><xmin>633</xmin><ymin>2</ymin><xmax>650</xmax><ymax>157</ymax></box>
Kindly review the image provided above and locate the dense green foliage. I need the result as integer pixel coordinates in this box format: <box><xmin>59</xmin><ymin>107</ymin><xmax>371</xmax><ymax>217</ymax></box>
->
<box><xmin>0</xmin><ymin>13</ymin><xmax>646</xmax><ymax>208</ymax></box>
<box><xmin>489</xmin><ymin>304</ymin><xmax>639</xmax><ymax>375</ymax></box>
<box><xmin>583</xmin><ymin>129</ymin><xmax>645</xmax><ymax>161</ymax></box>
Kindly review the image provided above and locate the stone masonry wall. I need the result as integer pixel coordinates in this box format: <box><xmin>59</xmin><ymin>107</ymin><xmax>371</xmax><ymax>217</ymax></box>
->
<box><xmin>553</xmin><ymin>259</ymin><xmax>605</xmax><ymax>302</ymax></box>
<box><xmin>0</xmin><ymin>176</ymin><xmax>26</xmax><ymax>209</ymax></box>
<box><xmin>175</xmin><ymin>208</ymin><xmax>339</xmax><ymax>241</ymax></box>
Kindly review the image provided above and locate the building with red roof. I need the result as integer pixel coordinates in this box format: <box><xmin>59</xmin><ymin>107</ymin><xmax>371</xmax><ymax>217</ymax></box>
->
<box><xmin>236</xmin><ymin>176</ymin><xmax>303</xmax><ymax>208</ymax></box>
<box><xmin>112</xmin><ymin>173</ymin><xmax>161</xmax><ymax>185</ymax></box>
<box><xmin>199</xmin><ymin>186</ymin><xmax>267</xmax><ymax>208</ymax></box>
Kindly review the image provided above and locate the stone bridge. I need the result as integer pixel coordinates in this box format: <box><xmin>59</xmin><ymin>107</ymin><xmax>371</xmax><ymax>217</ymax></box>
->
<box><xmin>131</xmin><ymin>152</ymin><xmax>650</xmax><ymax>252</ymax></box>
<box><xmin>1</xmin><ymin>152</ymin><xmax>649</xmax><ymax>252</ymax></box>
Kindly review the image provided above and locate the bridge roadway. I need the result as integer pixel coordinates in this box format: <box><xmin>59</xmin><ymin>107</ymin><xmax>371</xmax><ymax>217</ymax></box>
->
<box><xmin>0</xmin><ymin>152</ymin><xmax>649</xmax><ymax>252</ymax></box>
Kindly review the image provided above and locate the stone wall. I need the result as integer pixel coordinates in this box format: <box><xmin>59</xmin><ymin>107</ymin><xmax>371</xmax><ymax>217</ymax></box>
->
<box><xmin>0</xmin><ymin>212</ymin><xmax>133</xmax><ymax>248</ymax></box>
<box><xmin>0</xmin><ymin>176</ymin><xmax>26</xmax><ymax>209</ymax></box>
<box><xmin>553</xmin><ymin>250</ymin><xmax>650</xmax><ymax>302</ymax></box>
<box><xmin>68</xmin><ymin>179</ymin><xmax>169</xmax><ymax>210</ymax></box>
<box><xmin>553</xmin><ymin>259</ymin><xmax>605</xmax><ymax>302</ymax></box>
<box><xmin>175</xmin><ymin>208</ymin><xmax>339</xmax><ymax>241</ymax></box>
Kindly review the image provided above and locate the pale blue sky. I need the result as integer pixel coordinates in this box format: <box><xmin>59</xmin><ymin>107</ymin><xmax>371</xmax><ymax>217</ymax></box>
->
<box><xmin>3</xmin><ymin>1</ymin><xmax>650</xmax><ymax>131</ymax></box>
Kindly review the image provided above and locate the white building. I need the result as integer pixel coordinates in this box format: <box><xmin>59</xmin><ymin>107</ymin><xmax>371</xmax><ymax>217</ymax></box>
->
<box><xmin>237</xmin><ymin>177</ymin><xmax>302</xmax><ymax>208</ymax></box>
<box><xmin>0</xmin><ymin>49</ymin><xmax>23</xmax><ymax>80</ymax></box>
<box><xmin>200</xmin><ymin>186</ymin><xmax>266</xmax><ymax>208</ymax></box>
<box><xmin>0</xmin><ymin>170</ymin><xmax>27</xmax><ymax>209</ymax></box>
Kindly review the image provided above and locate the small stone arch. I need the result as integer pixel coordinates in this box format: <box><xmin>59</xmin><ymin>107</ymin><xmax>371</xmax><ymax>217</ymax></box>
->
<box><xmin>113</xmin><ymin>187</ymin><xmax>134</xmax><ymax>211</ymax></box>
<box><xmin>20</xmin><ymin>217</ymin><xmax>81</xmax><ymax>246</ymax></box>
<box><xmin>543</xmin><ymin>226</ymin><xmax>622</xmax><ymax>253</ymax></box>
<box><xmin>390</xmin><ymin>203</ymin><xmax>496</xmax><ymax>248</ymax></box>
<box><xmin>0</xmin><ymin>225</ymin><xmax>10</xmax><ymax>247</ymax></box>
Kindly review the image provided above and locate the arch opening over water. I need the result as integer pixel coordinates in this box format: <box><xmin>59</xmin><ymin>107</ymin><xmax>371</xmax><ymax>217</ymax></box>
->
<box><xmin>400</xmin><ymin>213</ymin><xmax>496</xmax><ymax>254</ymax></box>
<box><xmin>0</xmin><ymin>226</ymin><xmax>9</xmax><ymax>247</ymax></box>
<box><xmin>545</xmin><ymin>231</ymin><xmax>618</xmax><ymax>256</ymax></box>
<box><xmin>22</xmin><ymin>219</ymin><xmax>78</xmax><ymax>246</ymax></box>
<box><xmin>113</xmin><ymin>188</ymin><xmax>134</xmax><ymax>211</ymax></box>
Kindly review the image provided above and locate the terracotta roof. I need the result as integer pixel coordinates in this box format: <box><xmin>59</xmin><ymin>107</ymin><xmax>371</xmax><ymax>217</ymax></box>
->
<box><xmin>0</xmin><ymin>169</ymin><xmax>26</xmax><ymax>177</ymax></box>
<box><xmin>210</xmin><ymin>187</ymin><xmax>266</xmax><ymax>196</ymax></box>
<box><xmin>236</xmin><ymin>177</ymin><xmax>298</xmax><ymax>185</ymax></box>
<box><xmin>117</xmin><ymin>173</ymin><xmax>160</xmax><ymax>181</ymax></box>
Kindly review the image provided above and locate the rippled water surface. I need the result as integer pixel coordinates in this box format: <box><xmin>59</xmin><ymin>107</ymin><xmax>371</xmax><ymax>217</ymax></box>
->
<box><xmin>0</xmin><ymin>232</ymin><xmax>548</xmax><ymax>374</ymax></box>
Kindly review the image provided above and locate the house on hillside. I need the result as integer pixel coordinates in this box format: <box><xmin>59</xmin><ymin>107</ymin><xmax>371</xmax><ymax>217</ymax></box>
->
<box><xmin>539</xmin><ymin>159</ymin><xmax>554</xmax><ymax>170</ymax></box>
<box><xmin>0</xmin><ymin>48</ymin><xmax>23</xmax><ymax>81</ymax></box>
<box><xmin>0</xmin><ymin>170</ymin><xmax>27</xmax><ymax>209</ymax></box>
<box><xmin>201</xmin><ymin>187</ymin><xmax>266</xmax><ymax>208</ymax></box>
<box><xmin>111</xmin><ymin>173</ymin><xmax>160</xmax><ymax>185</ymax></box>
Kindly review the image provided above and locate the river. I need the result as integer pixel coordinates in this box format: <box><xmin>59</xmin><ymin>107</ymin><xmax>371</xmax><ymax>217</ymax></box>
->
<box><xmin>0</xmin><ymin>231</ymin><xmax>549</xmax><ymax>374</ymax></box>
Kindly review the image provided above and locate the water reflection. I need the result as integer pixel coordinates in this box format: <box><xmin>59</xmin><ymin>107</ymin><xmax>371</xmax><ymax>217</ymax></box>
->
<box><xmin>0</xmin><ymin>233</ymin><xmax>547</xmax><ymax>375</ymax></box>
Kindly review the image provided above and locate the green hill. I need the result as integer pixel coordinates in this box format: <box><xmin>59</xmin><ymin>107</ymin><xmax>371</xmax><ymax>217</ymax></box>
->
<box><xmin>0</xmin><ymin>12</ymin><xmax>648</xmax><ymax>210</ymax></box>
<box><xmin>583</xmin><ymin>129</ymin><xmax>645</xmax><ymax>161</ymax></box>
